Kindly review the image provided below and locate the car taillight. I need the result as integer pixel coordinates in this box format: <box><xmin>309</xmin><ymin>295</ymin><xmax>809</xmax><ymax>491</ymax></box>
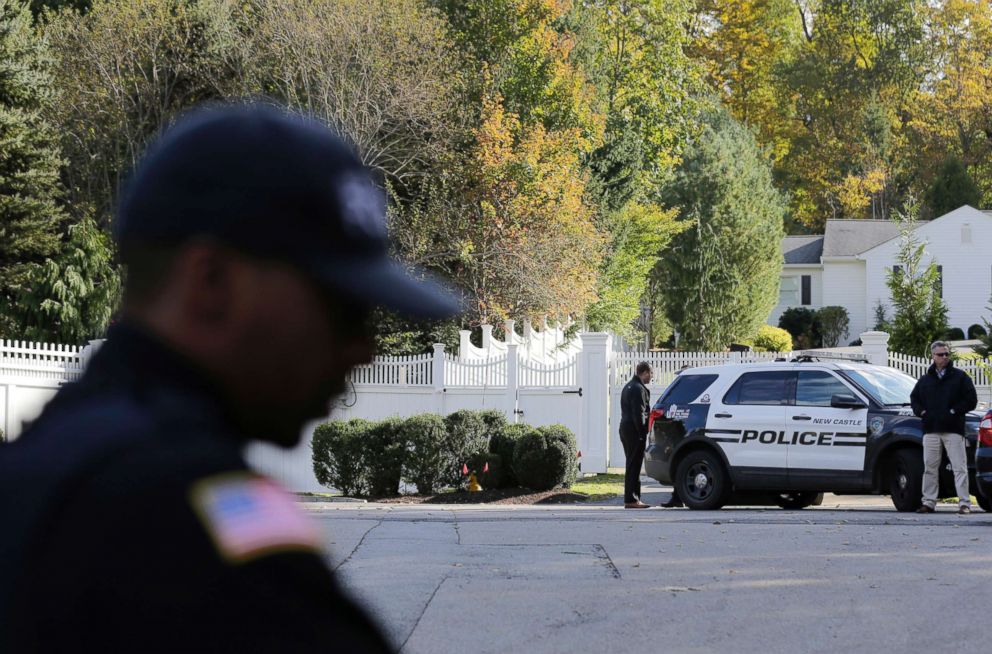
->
<box><xmin>980</xmin><ymin>413</ymin><xmax>992</xmax><ymax>447</ymax></box>
<box><xmin>648</xmin><ymin>408</ymin><xmax>665</xmax><ymax>434</ymax></box>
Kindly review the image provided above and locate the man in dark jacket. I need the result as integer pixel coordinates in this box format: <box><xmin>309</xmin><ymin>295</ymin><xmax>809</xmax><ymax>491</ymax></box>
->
<box><xmin>619</xmin><ymin>362</ymin><xmax>653</xmax><ymax>508</ymax></box>
<box><xmin>910</xmin><ymin>340</ymin><xmax>978</xmax><ymax>514</ymax></box>
<box><xmin>0</xmin><ymin>105</ymin><xmax>459</xmax><ymax>652</ymax></box>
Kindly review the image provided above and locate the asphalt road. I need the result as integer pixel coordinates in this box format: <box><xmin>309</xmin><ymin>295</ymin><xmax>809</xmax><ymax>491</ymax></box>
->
<box><xmin>305</xmin><ymin>483</ymin><xmax>991</xmax><ymax>654</ymax></box>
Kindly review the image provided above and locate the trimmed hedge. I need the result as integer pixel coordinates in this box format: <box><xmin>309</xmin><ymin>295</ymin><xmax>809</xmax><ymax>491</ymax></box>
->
<box><xmin>312</xmin><ymin>419</ymin><xmax>372</xmax><ymax>497</ymax></box>
<box><xmin>365</xmin><ymin>417</ymin><xmax>406</xmax><ymax>498</ymax></box>
<box><xmin>444</xmin><ymin>409</ymin><xmax>490</xmax><ymax>486</ymax></box>
<box><xmin>399</xmin><ymin>413</ymin><xmax>451</xmax><ymax>495</ymax></box>
<box><xmin>512</xmin><ymin>423</ymin><xmax>578</xmax><ymax>491</ymax></box>
<box><xmin>311</xmin><ymin>411</ymin><xmax>578</xmax><ymax>497</ymax></box>
<box><xmin>489</xmin><ymin>422</ymin><xmax>529</xmax><ymax>488</ymax></box>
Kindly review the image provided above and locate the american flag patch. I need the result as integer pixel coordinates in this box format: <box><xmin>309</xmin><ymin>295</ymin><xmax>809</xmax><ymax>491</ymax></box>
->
<box><xmin>190</xmin><ymin>474</ymin><xmax>321</xmax><ymax>563</ymax></box>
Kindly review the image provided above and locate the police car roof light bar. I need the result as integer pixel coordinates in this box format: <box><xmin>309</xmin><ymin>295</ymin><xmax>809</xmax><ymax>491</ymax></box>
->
<box><xmin>792</xmin><ymin>350</ymin><xmax>872</xmax><ymax>364</ymax></box>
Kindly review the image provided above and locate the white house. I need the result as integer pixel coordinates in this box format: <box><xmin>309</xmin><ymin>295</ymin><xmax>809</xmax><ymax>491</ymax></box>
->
<box><xmin>769</xmin><ymin>205</ymin><xmax>992</xmax><ymax>342</ymax></box>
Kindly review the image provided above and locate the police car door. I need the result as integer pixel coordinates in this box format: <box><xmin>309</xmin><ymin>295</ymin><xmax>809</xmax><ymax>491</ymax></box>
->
<box><xmin>786</xmin><ymin>370</ymin><xmax>869</xmax><ymax>484</ymax></box>
<box><xmin>709</xmin><ymin>370</ymin><xmax>791</xmax><ymax>484</ymax></box>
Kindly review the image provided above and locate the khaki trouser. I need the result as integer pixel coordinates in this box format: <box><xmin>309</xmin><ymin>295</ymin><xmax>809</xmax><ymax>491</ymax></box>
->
<box><xmin>921</xmin><ymin>432</ymin><xmax>970</xmax><ymax>509</ymax></box>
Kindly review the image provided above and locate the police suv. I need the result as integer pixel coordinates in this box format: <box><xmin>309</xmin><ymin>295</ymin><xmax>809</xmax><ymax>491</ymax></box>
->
<box><xmin>644</xmin><ymin>353</ymin><xmax>987</xmax><ymax>512</ymax></box>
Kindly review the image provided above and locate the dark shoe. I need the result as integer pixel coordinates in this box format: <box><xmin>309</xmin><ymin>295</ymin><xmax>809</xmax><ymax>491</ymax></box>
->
<box><xmin>958</xmin><ymin>505</ymin><xmax>971</xmax><ymax>515</ymax></box>
<box><xmin>624</xmin><ymin>501</ymin><xmax>650</xmax><ymax>509</ymax></box>
<box><xmin>660</xmin><ymin>499</ymin><xmax>684</xmax><ymax>508</ymax></box>
<box><xmin>916</xmin><ymin>505</ymin><xmax>934</xmax><ymax>513</ymax></box>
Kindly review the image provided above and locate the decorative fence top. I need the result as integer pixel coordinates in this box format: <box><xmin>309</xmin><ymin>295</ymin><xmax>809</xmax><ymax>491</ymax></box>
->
<box><xmin>0</xmin><ymin>340</ymin><xmax>85</xmax><ymax>382</ymax></box>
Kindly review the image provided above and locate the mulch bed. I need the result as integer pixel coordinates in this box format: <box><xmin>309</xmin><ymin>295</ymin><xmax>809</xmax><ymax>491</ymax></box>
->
<box><xmin>375</xmin><ymin>487</ymin><xmax>589</xmax><ymax>505</ymax></box>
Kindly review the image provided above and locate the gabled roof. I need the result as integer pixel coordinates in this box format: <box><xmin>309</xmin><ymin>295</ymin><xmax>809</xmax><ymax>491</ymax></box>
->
<box><xmin>782</xmin><ymin>235</ymin><xmax>823</xmax><ymax>264</ymax></box>
<box><xmin>821</xmin><ymin>219</ymin><xmax>901</xmax><ymax>257</ymax></box>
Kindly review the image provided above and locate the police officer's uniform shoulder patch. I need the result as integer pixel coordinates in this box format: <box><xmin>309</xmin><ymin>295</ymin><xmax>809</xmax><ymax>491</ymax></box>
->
<box><xmin>189</xmin><ymin>472</ymin><xmax>321</xmax><ymax>564</ymax></box>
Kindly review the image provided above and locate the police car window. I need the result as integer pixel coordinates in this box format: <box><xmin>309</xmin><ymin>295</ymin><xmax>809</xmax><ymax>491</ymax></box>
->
<box><xmin>724</xmin><ymin>371</ymin><xmax>792</xmax><ymax>406</ymax></box>
<box><xmin>841</xmin><ymin>367</ymin><xmax>916</xmax><ymax>406</ymax></box>
<box><xmin>654</xmin><ymin>374</ymin><xmax>718</xmax><ymax>407</ymax></box>
<box><xmin>795</xmin><ymin>371</ymin><xmax>852</xmax><ymax>406</ymax></box>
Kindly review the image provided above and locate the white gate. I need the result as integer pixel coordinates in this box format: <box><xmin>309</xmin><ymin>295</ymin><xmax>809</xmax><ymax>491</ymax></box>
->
<box><xmin>516</xmin><ymin>357</ymin><xmax>584</xmax><ymax>453</ymax></box>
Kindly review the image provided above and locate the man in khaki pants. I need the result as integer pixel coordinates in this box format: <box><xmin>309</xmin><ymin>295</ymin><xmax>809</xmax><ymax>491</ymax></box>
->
<box><xmin>910</xmin><ymin>341</ymin><xmax>978</xmax><ymax>514</ymax></box>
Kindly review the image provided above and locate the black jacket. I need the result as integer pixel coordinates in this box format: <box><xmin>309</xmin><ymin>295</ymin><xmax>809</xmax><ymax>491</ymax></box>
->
<box><xmin>620</xmin><ymin>375</ymin><xmax>651</xmax><ymax>435</ymax></box>
<box><xmin>910</xmin><ymin>361</ymin><xmax>978</xmax><ymax>436</ymax></box>
<box><xmin>0</xmin><ymin>324</ymin><xmax>392</xmax><ymax>654</ymax></box>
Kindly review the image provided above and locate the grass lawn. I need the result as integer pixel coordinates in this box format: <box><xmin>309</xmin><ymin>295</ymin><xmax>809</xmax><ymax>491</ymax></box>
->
<box><xmin>572</xmin><ymin>473</ymin><xmax>624</xmax><ymax>501</ymax></box>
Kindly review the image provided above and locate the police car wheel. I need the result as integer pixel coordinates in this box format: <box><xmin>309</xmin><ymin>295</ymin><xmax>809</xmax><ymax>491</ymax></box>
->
<box><xmin>775</xmin><ymin>492</ymin><xmax>822</xmax><ymax>510</ymax></box>
<box><xmin>674</xmin><ymin>450</ymin><xmax>728</xmax><ymax>510</ymax></box>
<box><xmin>888</xmin><ymin>448</ymin><xmax>923</xmax><ymax>512</ymax></box>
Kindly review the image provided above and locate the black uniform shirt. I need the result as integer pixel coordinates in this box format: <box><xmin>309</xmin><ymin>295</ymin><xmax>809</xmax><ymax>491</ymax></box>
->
<box><xmin>0</xmin><ymin>324</ymin><xmax>392</xmax><ymax>653</ymax></box>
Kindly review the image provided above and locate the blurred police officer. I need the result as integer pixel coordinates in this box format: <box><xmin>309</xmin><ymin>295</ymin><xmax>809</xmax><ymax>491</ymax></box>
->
<box><xmin>910</xmin><ymin>340</ymin><xmax>978</xmax><ymax>514</ymax></box>
<box><xmin>0</xmin><ymin>105</ymin><xmax>459</xmax><ymax>653</ymax></box>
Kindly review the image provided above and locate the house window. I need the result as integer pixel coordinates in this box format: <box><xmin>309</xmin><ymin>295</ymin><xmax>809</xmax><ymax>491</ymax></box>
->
<box><xmin>962</xmin><ymin>224</ymin><xmax>972</xmax><ymax>244</ymax></box>
<box><xmin>936</xmin><ymin>265</ymin><xmax>943</xmax><ymax>298</ymax></box>
<box><xmin>779</xmin><ymin>276</ymin><xmax>800</xmax><ymax>305</ymax></box>
<box><xmin>801</xmin><ymin>275</ymin><xmax>811</xmax><ymax>305</ymax></box>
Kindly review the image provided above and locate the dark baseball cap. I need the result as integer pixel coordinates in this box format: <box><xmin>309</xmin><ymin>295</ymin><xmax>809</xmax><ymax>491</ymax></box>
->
<box><xmin>115</xmin><ymin>103</ymin><xmax>460</xmax><ymax>319</ymax></box>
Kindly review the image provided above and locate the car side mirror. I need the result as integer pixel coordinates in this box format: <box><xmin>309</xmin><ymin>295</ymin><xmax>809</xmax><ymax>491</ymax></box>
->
<box><xmin>831</xmin><ymin>393</ymin><xmax>866</xmax><ymax>409</ymax></box>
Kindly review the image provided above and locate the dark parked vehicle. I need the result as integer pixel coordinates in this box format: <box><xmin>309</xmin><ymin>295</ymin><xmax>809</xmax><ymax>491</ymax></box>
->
<box><xmin>976</xmin><ymin>409</ymin><xmax>992</xmax><ymax>511</ymax></box>
<box><xmin>644</xmin><ymin>354</ymin><xmax>986</xmax><ymax>511</ymax></box>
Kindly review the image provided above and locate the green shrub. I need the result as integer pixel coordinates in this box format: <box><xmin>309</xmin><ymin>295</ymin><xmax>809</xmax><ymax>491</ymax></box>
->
<box><xmin>512</xmin><ymin>424</ymin><xmax>578</xmax><ymax>491</ymax></box>
<box><xmin>490</xmin><ymin>422</ymin><xmax>530</xmax><ymax>488</ymax></box>
<box><xmin>968</xmin><ymin>324</ymin><xmax>987</xmax><ymax>339</ymax></box>
<box><xmin>311</xmin><ymin>419</ymin><xmax>372</xmax><ymax>497</ymax></box>
<box><xmin>478</xmin><ymin>409</ymin><xmax>509</xmax><ymax>437</ymax></box>
<box><xmin>537</xmin><ymin>424</ymin><xmax>579</xmax><ymax>488</ymax></box>
<box><xmin>444</xmin><ymin>410</ymin><xmax>490</xmax><ymax>484</ymax></box>
<box><xmin>467</xmin><ymin>451</ymin><xmax>503</xmax><ymax>489</ymax></box>
<box><xmin>816</xmin><ymin>306</ymin><xmax>850</xmax><ymax>347</ymax></box>
<box><xmin>365</xmin><ymin>417</ymin><xmax>406</xmax><ymax>498</ymax></box>
<box><xmin>778</xmin><ymin>307</ymin><xmax>820</xmax><ymax>349</ymax></box>
<box><xmin>400</xmin><ymin>413</ymin><xmax>451</xmax><ymax>495</ymax></box>
<box><xmin>944</xmin><ymin>326</ymin><xmax>965</xmax><ymax>341</ymax></box>
<box><xmin>753</xmin><ymin>325</ymin><xmax>792</xmax><ymax>352</ymax></box>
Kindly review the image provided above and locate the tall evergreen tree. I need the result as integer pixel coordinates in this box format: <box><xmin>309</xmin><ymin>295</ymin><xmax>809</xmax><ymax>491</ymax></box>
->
<box><xmin>0</xmin><ymin>0</ymin><xmax>66</xmax><ymax>339</ymax></box>
<box><xmin>925</xmin><ymin>155</ymin><xmax>982</xmax><ymax>217</ymax></box>
<box><xmin>656</xmin><ymin>107</ymin><xmax>786</xmax><ymax>351</ymax></box>
<box><xmin>886</xmin><ymin>200</ymin><xmax>949</xmax><ymax>356</ymax></box>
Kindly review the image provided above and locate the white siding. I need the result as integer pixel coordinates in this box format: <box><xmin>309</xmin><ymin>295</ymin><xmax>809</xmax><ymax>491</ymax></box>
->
<box><xmin>821</xmin><ymin>259</ymin><xmax>868</xmax><ymax>340</ymax></box>
<box><xmin>863</xmin><ymin>206</ymin><xmax>992</xmax><ymax>336</ymax></box>
<box><xmin>768</xmin><ymin>265</ymin><xmax>823</xmax><ymax>327</ymax></box>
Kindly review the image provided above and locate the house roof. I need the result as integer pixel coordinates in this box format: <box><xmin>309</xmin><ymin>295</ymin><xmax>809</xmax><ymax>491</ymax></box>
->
<box><xmin>782</xmin><ymin>235</ymin><xmax>823</xmax><ymax>264</ymax></box>
<box><xmin>821</xmin><ymin>219</ymin><xmax>901</xmax><ymax>257</ymax></box>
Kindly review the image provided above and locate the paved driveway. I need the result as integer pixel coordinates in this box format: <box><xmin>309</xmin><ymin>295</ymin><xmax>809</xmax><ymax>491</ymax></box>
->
<box><xmin>305</xmin><ymin>482</ymin><xmax>992</xmax><ymax>654</ymax></box>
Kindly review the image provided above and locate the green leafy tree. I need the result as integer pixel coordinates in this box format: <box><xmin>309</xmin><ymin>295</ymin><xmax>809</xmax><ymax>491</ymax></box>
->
<box><xmin>925</xmin><ymin>155</ymin><xmax>981</xmax><ymax>217</ymax></box>
<box><xmin>17</xmin><ymin>217</ymin><xmax>120</xmax><ymax>343</ymax></box>
<box><xmin>886</xmin><ymin>201</ymin><xmax>949</xmax><ymax>356</ymax></box>
<box><xmin>585</xmin><ymin>202</ymin><xmax>685</xmax><ymax>338</ymax></box>
<box><xmin>816</xmin><ymin>305</ymin><xmax>850</xmax><ymax>348</ymax></box>
<box><xmin>656</xmin><ymin>108</ymin><xmax>786</xmax><ymax>351</ymax></box>
<box><xmin>0</xmin><ymin>0</ymin><xmax>67</xmax><ymax>339</ymax></box>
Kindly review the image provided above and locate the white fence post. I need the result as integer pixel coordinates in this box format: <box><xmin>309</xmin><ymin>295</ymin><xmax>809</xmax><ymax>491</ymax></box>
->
<box><xmin>481</xmin><ymin>324</ymin><xmax>493</xmax><ymax>354</ymax></box>
<box><xmin>860</xmin><ymin>331</ymin><xmax>890</xmax><ymax>366</ymax></box>
<box><xmin>579</xmin><ymin>332</ymin><xmax>610</xmax><ymax>473</ymax></box>
<box><xmin>458</xmin><ymin>330</ymin><xmax>471</xmax><ymax>360</ymax></box>
<box><xmin>506</xmin><ymin>343</ymin><xmax>518</xmax><ymax>422</ymax></box>
<box><xmin>432</xmin><ymin>343</ymin><xmax>446</xmax><ymax>413</ymax></box>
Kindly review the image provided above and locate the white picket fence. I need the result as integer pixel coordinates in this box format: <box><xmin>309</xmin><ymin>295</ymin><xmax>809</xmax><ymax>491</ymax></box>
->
<box><xmin>5</xmin><ymin>329</ymin><xmax>991</xmax><ymax>491</ymax></box>
<box><xmin>887</xmin><ymin>351</ymin><xmax>992</xmax><ymax>403</ymax></box>
<box><xmin>0</xmin><ymin>339</ymin><xmax>93</xmax><ymax>441</ymax></box>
